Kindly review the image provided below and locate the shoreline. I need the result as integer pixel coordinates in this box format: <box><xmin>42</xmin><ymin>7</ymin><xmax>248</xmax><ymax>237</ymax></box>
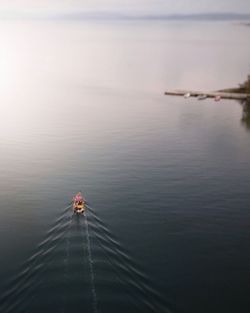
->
<box><xmin>164</xmin><ymin>89</ymin><xmax>249</xmax><ymax>100</ymax></box>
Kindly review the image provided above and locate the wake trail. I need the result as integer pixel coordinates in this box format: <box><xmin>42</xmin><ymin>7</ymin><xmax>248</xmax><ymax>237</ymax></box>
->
<box><xmin>84</xmin><ymin>212</ymin><xmax>99</xmax><ymax>313</ymax></box>
<box><xmin>87</xmin><ymin>205</ymin><xmax>172</xmax><ymax>313</ymax></box>
<box><xmin>61</xmin><ymin>213</ymin><xmax>74</xmax><ymax>313</ymax></box>
<box><xmin>0</xmin><ymin>205</ymin><xmax>72</xmax><ymax>313</ymax></box>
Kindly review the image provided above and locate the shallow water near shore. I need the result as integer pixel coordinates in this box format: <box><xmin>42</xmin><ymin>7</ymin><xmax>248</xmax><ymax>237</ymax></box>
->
<box><xmin>0</xmin><ymin>19</ymin><xmax>250</xmax><ymax>313</ymax></box>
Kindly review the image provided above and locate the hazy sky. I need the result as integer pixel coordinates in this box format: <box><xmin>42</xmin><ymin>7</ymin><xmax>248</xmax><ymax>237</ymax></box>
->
<box><xmin>0</xmin><ymin>0</ymin><xmax>250</xmax><ymax>15</ymax></box>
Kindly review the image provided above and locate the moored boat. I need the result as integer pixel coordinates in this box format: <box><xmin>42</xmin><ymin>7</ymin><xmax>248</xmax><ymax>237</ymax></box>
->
<box><xmin>73</xmin><ymin>192</ymin><xmax>86</xmax><ymax>214</ymax></box>
<box><xmin>214</xmin><ymin>95</ymin><xmax>221</xmax><ymax>102</ymax></box>
<box><xmin>197</xmin><ymin>94</ymin><xmax>207</xmax><ymax>100</ymax></box>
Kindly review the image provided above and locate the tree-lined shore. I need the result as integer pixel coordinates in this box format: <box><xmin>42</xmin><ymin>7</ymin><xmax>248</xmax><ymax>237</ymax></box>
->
<box><xmin>220</xmin><ymin>75</ymin><xmax>250</xmax><ymax>95</ymax></box>
<box><xmin>238</xmin><ymin>75</ymin><xmax>250</xmax><ymax>130</ymax></box>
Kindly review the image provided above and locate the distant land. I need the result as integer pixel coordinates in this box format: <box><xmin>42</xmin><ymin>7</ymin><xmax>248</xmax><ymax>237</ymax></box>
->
<box><xmin>59</xmin><ymin>12</ymin><xmax>250</xmax><ymax>21</ymax></box>
<box><xmin>0</xmin><ymin>11</ymin><xmax>250</xmax><ymax>22</ymax></box>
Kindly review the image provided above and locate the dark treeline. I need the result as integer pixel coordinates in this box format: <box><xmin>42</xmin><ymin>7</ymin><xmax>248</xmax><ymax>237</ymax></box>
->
<box><xmin>239</xmin><ymin>74</ymin><xmax>250</xmax><ymax>130</ymax></box>
<box><xmin>239</xmin><ymin>75</ymin><xmax>250</xmax><ymax>94</ymax></box>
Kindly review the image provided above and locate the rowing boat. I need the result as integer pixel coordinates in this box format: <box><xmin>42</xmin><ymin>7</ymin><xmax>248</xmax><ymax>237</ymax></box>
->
<box><xmin>73</xmin><ymin>192</ymin><xmax>86</xmax><ymax>214</ymax></box>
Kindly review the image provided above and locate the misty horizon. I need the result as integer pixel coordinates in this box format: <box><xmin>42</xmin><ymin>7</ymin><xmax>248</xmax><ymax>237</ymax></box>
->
<box><xmin>0</xmin><ymin>10</ymin><xmax>250</xmax><ymax>22</ymax></box>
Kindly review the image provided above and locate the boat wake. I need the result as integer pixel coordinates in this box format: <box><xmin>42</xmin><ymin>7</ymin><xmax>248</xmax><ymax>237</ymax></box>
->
<box><xmin>86</xmin><ymin>205</ymin><xmax>172</xmax><ymax>313</ymax></box>
<box><xmin>84</xmin><ymin>212</ymin><xmax>99</xmax><ymax>313</ymax></box>
<box><xmin>0</xmin><ymin>202</ymin><xmax>172</xmax><ymax>313</ymax></box>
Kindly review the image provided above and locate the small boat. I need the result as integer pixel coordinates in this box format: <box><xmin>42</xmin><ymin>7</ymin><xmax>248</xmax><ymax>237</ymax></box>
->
<box><xmin>214</xmin><ymin>95</ymin><xmax>221</xmax><ymax>102</ymax></box>
<box><xmin>73</xmin><ymin>192</ymin><xmax>86</xmax><ymax>214</ymax></box>
<box><xmin>197</xmin><ymin>94</ymin><xmax>207</xmax><ymax>100</ymax></box>
<box><xmin>184</xmin><ymin>93</ymin><xmax>191</xmax><ymax>99</ymax></box>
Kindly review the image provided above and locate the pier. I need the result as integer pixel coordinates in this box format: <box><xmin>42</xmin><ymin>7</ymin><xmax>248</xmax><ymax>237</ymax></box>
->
<box><xmin>164</xmin><ymin>90</ymin><xmax>249</xmax><ymax>100</ymax></box>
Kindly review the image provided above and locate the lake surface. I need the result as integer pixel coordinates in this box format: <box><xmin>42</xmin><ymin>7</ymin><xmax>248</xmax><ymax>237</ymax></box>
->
<box><xmin>0</xmin><ymin>19</ymin><xmax>250</xmax><ymax>313</ymax></box>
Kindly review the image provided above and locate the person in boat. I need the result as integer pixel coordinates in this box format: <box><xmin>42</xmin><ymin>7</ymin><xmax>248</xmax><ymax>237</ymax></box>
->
<box><xmin>73</xmin><ymin>192</ymin><xmax>86</xmax><ymax>213</ymax></box>
<box><xmin>73</xmin><ymin>193</ymin><xmax>83</xmax><ymax>204</ymax></box>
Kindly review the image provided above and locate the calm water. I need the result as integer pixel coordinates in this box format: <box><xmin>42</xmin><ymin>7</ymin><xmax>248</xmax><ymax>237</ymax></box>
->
<box><xmin>0</xmin><ymin>20</ymin><xmax>250</xmax><ymax>313</ymax></box>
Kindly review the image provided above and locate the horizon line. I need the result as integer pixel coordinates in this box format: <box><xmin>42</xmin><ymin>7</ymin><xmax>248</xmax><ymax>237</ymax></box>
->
<box><xmin>0</xmin><ymin>11</ymin><xmax>250</xmax><ymax>21</ymax></box>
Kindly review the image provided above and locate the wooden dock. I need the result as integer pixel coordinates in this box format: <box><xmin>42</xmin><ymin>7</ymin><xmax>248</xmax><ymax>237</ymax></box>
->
<box><xmin>164</xmin><ymin>89</ymin><xmax>249</xmax><ymax>100</ymax></box>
